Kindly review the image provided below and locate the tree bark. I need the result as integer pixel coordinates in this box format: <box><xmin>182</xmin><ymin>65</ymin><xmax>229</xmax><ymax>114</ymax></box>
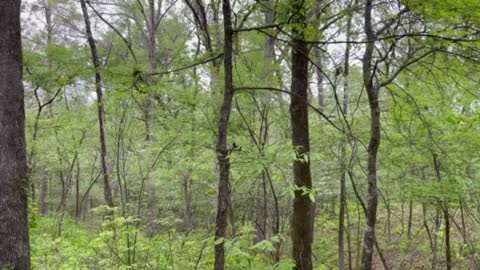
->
<box><xmin>0</xmin><ymin>1</ymin><xmax>31</xmax><ymax>268</ymax></box>
<box><xmin>214</xmin><ymin>0</ymin><xmax>234</xmax><ymax>269</ymax></box>
<box><xmin>289</xmin><ymin>1</ymin><xmax>314</xmax><ymax>269</ymax></box>
<box><xmin>361</xmin><ymin>0</ymin><xmax>381</xmax><ymax>269</ymax></box>
<box><xmin>80</xmin><ymin>0</ymin><xmax>114</xmax><ymax>207</ymax></box>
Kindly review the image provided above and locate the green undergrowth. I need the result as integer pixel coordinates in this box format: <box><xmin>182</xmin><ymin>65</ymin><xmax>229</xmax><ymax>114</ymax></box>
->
<box><xmin>30</xmin><ymin>213</ymin><xmax>295</xmax><ymax>270</ymax></box>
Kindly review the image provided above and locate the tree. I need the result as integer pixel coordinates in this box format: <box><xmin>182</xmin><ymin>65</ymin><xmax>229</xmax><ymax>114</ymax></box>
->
<box><xmin>0</xmin><ymin>0</ymin><xmax>31</xmax><ymax>269</ymax></box>
<box><xmin>213</xmin><ymin>0</ymin><xmax>234</xmax><ymax>269</ymax></box>
<box><xmin>289</xmin><ymin>0</ymin><xmax>314</xmax><ymax>269</ymax></box>
<box><xmin>80</xmin><ymin>0</ymin><xmax>114</xmax><ymax>208</ymax></box>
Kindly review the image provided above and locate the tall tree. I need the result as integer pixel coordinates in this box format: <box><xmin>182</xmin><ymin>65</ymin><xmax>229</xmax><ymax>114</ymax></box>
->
<box><xmin>80</xmin><ymin>0</ymin><xmax>114</xmax><ymax>208</ymax></box>
<box><xmin>361</xmin><ymin>1</ymin><xmax>380</xmax><ymax>268</ymax></box>
<box><xmin>0</xmin><ymin>0</ymin><xmax>31</xmax><ymax>269</ymax></box>
<box><xmin>289</xmin><ymin>0</ymin><xmax>314</xmax><ymax>269</ymax></box>
<box><xmin>338</xmin><ymin>10</ymin><xmax>353</xmax><ymax>270</ymax></box>
<box><xmin>214</xmin><ymin>0</ymin><xmax>233</xmax><ymax>270</ymax></box>
<box><xmin>214</xmin><ymin>0</ymin><xmax>234</xmax><ymax>269</ymax></box>
<box><xmin>254</xmin><ymin>0</ymin><xmax>276</xmax><ymax>245</ymax></box>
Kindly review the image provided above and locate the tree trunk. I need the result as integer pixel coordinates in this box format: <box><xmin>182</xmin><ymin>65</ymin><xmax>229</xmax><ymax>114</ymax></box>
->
<box><xmin>0</xmin><ymin>1</ymin><xmax>31</xmax><ymax>268</ymax></box>
<box><xmin>183</xmin><ymin>174</ymin><xmax>193</xmax><ymax>230</ymax></box>
<box><xmin>145</xmin><ymin>0</ymin><xmax>159</xmax><ymax>141</ymax></box>
<box><xmin>361</xmin><ymin>0</ymin><xmax>381</xmax><ymax>269</ymax></box>
<box><xmin>407</xmin><ymin>200</ymin><xmax>413</xmax><ymax>240</ymax></box>
<box><xmin>432</xmin><ymin>207</ymin><xmax>441</xmax><ymax>270</ymax></box>
<box><xmin>40</xmin><ymin>173</ymin><xmax>49</xmax><ymax>216</ymax></box>
<box><xmin>432</xmin><ymin>153</ymin><xmax>452</xmax><ymax>270</ymax></box>
<box><xmin>254</xmin><ymin>173</ymin><xmax>267</xmax><ymax>243</ymax></box>
<box><xmin>289</xmin><ymin>1</ymin><xmax>314</xmax><ymax>269</ymax></box>
<box><xmin>254</xmin><ymin>0</ymin><xmax>275</xmax><ymax>245</ymax></box>
<box><xmin>338</xmin><ymin>13</ymin><xmax>352</xmax><ymax>270</ymax></box>
<box><xmin>214</xmin><ymin>0</ymin><xmax>234</xmax><ymax>269</ymax></box>
<box><xmin>75</xmin><ymin>161</ymin><xmax>81</xmax><ymax>221</ymax></box>
<box><xmin>314</xmin><ymin>48</ymin><xmax>324</xmax><ymax>113</ymax></box>
<box><xmin>80</xmin><ymin>0</ymin><xmax>114</xmax><ymax>207</ymax></box>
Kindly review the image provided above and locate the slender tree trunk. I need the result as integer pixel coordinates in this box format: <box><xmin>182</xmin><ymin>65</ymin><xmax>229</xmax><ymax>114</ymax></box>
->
<box><xmin>443</xmin><ymin>205</ymin><xmax>452</xmax><ymax>270</ymax></box>
<box><xmin>145</xmin><ymin>0</ymin><xmax>159</xmax><ymax>141</ymax></box>
<box><xmin>345</xmin><ymin>199</ymin><xmax>353</xmax><ymax>270</ymax></box>
<box><xmin>362</xmin><ymin>1</ymin><xmax>381</xmax><ymax>269</ymax></box>
<box><xmin>183</xmin><ymin>174</ymin><xmax>193</xmax><ymax>230</ymax></box>
<box><xmin>254</xmin><ymin>0</ymin><xmax>275</xmax><ymax>244</ymax></box>
<box><xmin>40</xmin><ymin>173</ymin><xmax>49</xmax><ymax>216</ymax></box>
<box><xmin>214</xmin><ymin>0</ymin><xmax>234</xmax><ymax>268</ymax></box>
<box><xmin>338</xmin><ymin>13</ymin><xmax>352</xmax><ymax>270</ymax></box>
<box><xmin>314</xmin><ymin>48</ymin><xmax>324</xmax><ymax>113</ymax></box>
<box><xmin>37</xmin><ymin>0</ymin><xmax>55</xmax><ymax>216</ymax></box>
<box><xmin>289</xmin><ymin>1</ymin><xmax>313</xmax><ymax>269</ymax></box>
<box><xmin>254</xmin><ymin>173</ymin><xmax>267</xmax><ymax>243</ymax></box>
<box><xmin>75</xmin><ymin>161</ymin><xmax>81</xmax><ymax>221</ymax></box>
<box><xmin>432</xmin><ymin>153</ymin><xmax>452</xmax><ymax>270</ymax></box>
<box><xmin>0</xmin><ymin>1</ymin><xmax>30</xmax><ymax>268</ymax></box>
<box><xmin>407</xmin><ymin>200</ymin><xmax>413</xmax><ymax>240</ymax></box>
<box><xmin>432</xmin><ymin>207</ymin><xmax>441</xmax><ymax>270</ymax></box>
<box><xmin>80</xmin><ymin>0</ymin><xmax>114</xmax><ymax>207</ymax></box>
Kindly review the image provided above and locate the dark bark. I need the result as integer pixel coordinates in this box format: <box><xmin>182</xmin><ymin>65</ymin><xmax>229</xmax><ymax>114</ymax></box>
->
<box><xmin>214</xmin><ymin>0</ymin><xmax>234</xmax><ymax>269</ymax></box>
<box><xmin>361</xmin><ymin>0</ymin><xmax>381</xmax><ymax>269</ymax></box>
<box><xmin>80</xmin><ymin>0</ymin><xmax>114</xmax><ymax>207</ymax></box>
<box><xmin>0</xmin><ymin>1</ymin><xmax>31</xmax><ymax>268</ymax></box>
<box><xmin>75</xmin><ymin>161</ymin><xmax>81</xmax><ymax>221</ymax></box>
<box><xmin>407</xmin><ymin>200</ymin><xmax>413</xmax><ymax>240</ymax></box>
<box><xmin>432</xmin><ymin>153</ymin><xmax>452</xmax><ymax>270</ymax></box>
<box><xmin>289</xmin><ymin>1</ymin><xmax>313</xmax><ymax>269</ymax></box>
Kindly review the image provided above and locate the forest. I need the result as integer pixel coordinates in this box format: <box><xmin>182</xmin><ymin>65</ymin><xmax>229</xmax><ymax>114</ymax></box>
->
<box><xmin>1</xmin><ymin>0</ymin><xmax>480</xmax><ymax>269</ymax></box>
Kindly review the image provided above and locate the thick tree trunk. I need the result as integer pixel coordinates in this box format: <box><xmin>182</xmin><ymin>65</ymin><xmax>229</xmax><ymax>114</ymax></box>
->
<box><xmin>0</xmin><ymin>1</ymin><xmax>31</xmax><ymax>268</ymax></box>
<box><xmin>214</xmin><ymin>0</ymin><xmax>234</xmax><ymax>269</ymax></box>
<box><xmin>289</xmin><ymin>1</ymin><xmax>314</xmax><ymax>269</ymax></box>
<box><xmin>361</xmin><ymin>0</ymin><xmax>380</xmax><ymax>269</ymax></box>
<box><xmin>80</xmin><ymin>0</ymin><xmax>114</xmax><ymax>207</ymax></box>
